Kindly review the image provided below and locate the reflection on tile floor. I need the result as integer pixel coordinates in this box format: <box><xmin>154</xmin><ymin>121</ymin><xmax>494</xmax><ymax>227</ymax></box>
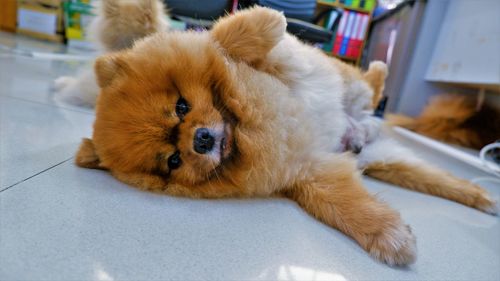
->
<box><xmin>0</xmin><ymin>96</ymin><xmax>93</xmax><ymax>189</ymax></box>
<box><xmin>0</xmin><ymin>32</ymin><xmax>499</xmax><ymax>280</ymax></box>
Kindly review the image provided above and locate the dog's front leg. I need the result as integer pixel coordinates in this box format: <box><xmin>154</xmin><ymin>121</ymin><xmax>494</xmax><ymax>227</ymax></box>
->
<box><xmin>284</xmin><ymin>154</ymin><xmax>416</xmax><ymax>266</ymax></box>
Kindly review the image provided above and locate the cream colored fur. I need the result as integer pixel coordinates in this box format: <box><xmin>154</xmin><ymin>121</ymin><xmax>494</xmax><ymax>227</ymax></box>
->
<box><xmin>53</xmin><ymin>0</ymin><xmax>170</xmax><ymax>107</ymax></box>
<box><xmin>253</xmin><ymin>32</ymin><xmax>386</xmax><ymax>153</ymax></box>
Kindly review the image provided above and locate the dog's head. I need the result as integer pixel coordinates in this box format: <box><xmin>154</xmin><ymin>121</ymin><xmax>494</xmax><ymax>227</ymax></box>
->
<box><xmin>77</xmin><ymin>7</ymin><xmax>287</xmax><ymax>191</ymax></box>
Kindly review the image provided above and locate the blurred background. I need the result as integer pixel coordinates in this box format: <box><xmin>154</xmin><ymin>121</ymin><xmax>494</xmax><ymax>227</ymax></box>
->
<box><xmin>2</xmin><ymin>0</ymin><xmax>499</xmax><ymax>113</ymax></box>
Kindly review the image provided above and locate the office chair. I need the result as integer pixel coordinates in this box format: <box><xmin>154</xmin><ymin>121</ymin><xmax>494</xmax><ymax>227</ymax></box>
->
<box><xmin>249</xmin><ymin>0</ymin><xmax>342</xmax><ymax>44</ymax></box>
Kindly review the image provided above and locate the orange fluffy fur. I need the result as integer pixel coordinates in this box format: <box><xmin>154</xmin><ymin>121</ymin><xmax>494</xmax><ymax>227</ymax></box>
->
<box><xmin>388</xmin><ymin>95</ymin><xmax>500</xmax><ymax>149</ymax></box>
<box><xmin>75</xmin><ymin>7</ymin><xmax>497</xmax><ymax>267</ymax></box>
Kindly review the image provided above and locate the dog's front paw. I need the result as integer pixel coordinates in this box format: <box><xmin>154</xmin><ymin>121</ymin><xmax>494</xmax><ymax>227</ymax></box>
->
<box><xmin>53</xmin><ymin>76</ymin><xmax>75</xmax><ymax>92</ymax></box>
<box><xmin>367</xmin><ymin>223</ymin><xmax>417</xmax><ymax>266</ymax></box>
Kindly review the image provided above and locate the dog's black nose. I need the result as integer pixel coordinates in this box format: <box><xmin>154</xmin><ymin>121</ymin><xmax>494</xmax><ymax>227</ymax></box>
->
<box><xmin>193</xmin><ymin>128</ymin><xmax>215</xmax><ymax>154</ymax></box>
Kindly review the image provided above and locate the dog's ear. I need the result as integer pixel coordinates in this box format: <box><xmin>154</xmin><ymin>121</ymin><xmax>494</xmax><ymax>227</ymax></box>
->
<box><xmin>75</xmin><ymin>138</ymin><xmax>105</xmax><ymax>169</ymax></box>
<box><xmin>94</xmin><ymin>53</ymin><xmax>130</xmax><ymax>88</ymax></box>
<box><xmin>210</xmin><ymin>6</ymin><xmax>286</xmax><ymax>64</ymax></box>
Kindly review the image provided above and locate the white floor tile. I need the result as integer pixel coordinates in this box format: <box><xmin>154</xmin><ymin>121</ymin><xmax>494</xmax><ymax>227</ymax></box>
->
<box><xmin>0</xmin><ymin>96</ymin><xmax>94</xmax><ymax>189</ymax></box>
<box><xmin>0</xmin><ymin>55</ymin><xmax>94</xmax><ymax>114</ymax></box>
<box><xmin>1</xmin><ymin>161</ymin><xmax>498</xmax><ymax>280</ymax></box>
<box><xmin>0</xmin><ymin>31</ymin><xmax>95</xmax><ymax>114</ymax></box>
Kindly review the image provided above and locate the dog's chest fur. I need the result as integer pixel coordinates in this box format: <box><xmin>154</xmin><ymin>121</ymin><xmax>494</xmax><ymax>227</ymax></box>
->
<box><xmin>257</xmin><ymin>35</ymin><xmax>349</xmax><ymax>152</ymax></box>
<box><xmin>224</xmin><ymin>52</ymin><xmax>349</xmax><ymax>194</ymax></box>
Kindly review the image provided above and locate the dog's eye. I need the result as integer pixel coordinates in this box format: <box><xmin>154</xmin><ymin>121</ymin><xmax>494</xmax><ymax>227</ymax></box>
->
<box><xmin>167</xmin><ymin>151</ymin><xmax>182</xmax><ymax>170</ymax></box>
<box><xmin>175</xmin><ymin>98</ymin><xmax>190</xmax><ymax>118</ymax></box>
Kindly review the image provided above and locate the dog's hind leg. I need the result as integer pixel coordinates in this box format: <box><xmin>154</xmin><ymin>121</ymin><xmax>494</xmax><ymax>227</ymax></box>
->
<box><xmin>358</xmin><ymin>138</ymin><xmax>498</xmax><ymax>215</ymax></box>
<box><xmin>284</xmin><ymin>154</ymin><xmax>417</xmax><ymax>266</ymax></box>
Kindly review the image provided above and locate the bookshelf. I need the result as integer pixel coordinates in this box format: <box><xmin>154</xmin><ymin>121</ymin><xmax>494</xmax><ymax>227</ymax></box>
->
<box><xmin>316</xmin><ymin>0</ymin><xmax>376</xmax><ymax>65</ymax></box>
<box><xmin>318</xmin><ymin>0</ymin><xmax>374</xmax><ymax>14</ymax></box>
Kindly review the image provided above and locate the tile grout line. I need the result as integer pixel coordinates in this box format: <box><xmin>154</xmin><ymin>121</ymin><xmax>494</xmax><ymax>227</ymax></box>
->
<box><xmin>2</xmin><ymin>95</ymin><xmax>96</xmax><ymax>116</ymax></box>
<box><xmin>0</xmin><ymin>157</ymin><xmax>74</xmax><ymax>193</ymax></box>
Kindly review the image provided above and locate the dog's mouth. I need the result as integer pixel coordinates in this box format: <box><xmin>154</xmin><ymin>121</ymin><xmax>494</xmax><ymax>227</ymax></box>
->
<box><xmin>220</xmin><ymin>122</ymin><xmax>233</xmax><ymax>160</ymax></box>
<box><xmin>203</xmin><ymin>122</ymin><xmax>234</xmax><ymax>182</ymax></box>
<box><xmin>206</xmin><ymin>93</ymin><xmax>237</xmax><ymax>180</ymax></box>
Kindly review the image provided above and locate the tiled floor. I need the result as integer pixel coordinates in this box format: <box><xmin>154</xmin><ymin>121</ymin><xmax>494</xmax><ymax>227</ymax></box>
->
<box><xmin>1</xmin><ymin>32</ymin><xmax>499</xmax><ymax>280</ymax></box>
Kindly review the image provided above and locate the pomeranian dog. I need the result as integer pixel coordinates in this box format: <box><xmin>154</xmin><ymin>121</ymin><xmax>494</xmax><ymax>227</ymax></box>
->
<box><xmin>75</xmin><ymin>7</ymin><xmax>497</xmax><ymax>266</ymax></box>
<box><xmin>388</xmin><ymin>94</ymin><xmax>500</xmax><ymax>150</ymax></box>
<box><xmin>53</xmin><ymin>0</ymin><xmax>170</xmax><ymax>107</ymax></box>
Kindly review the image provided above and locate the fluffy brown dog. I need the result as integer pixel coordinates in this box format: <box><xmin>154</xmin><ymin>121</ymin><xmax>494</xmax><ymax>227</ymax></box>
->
<box><xmin>76</xmin><ymin>7</ymin><xmax>497</xmax><ymax>266</ymax></box>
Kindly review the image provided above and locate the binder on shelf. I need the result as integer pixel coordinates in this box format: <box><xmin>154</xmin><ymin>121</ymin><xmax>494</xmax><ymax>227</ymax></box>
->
<box><xmin>351</xmin><ymin>13</ymin><xmax>364</xmax><ymax>58</ymax></box>
<box><xmin>321</xmin><ymin>10</ymin><xmax>332</xmax><ymax>29</ymax></box>
<box><xmin>360</xmin><ymin>0</ymin><xmax>365</xmax><ymax>9</ymax></box>
<box><xmin>321</xmin><ymin>10</ymin><xmax>340</xmax><ymax>53</ymax></box>
<box><xmin>339</xmin><ymin>11</ymin><xmax>355</xmax><ymax>56</ymax></box>
<box><xmin>333</xmin><ymin>10</ymin><xmax>348</xmax><ymax>54</ymax></box>
<box><xmin>325</xmin><ymin>10</ymin><xmax>340</xmax><ymax>30</ymax></box>
<box><xmin>364</xmin><ymin>0</ymin><xmax>376</xmax><ymax>10</ymax></box>
<box><xmin>357</xmin><ymin>0</ymin><xmax>375</xmax><ymax>11</ymax></box>
<box><xmin>355</xmin><ymin>14</ymin><xmax>370</xmax><ymax>57</ymax></box>
<box><xmin>346</xmin><ymin>13</ymin><xmax>361</xmax><ymax>57</ymax></box>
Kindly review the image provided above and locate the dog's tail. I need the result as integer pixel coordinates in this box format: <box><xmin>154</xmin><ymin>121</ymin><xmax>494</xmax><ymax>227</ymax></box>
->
<box><xmin>363</xmin><ymin>61</ymin><xmax>388</xmax><ymax>107</ymax></box>
<box><xmin>386</xmin><ymin>94</ymin><xmax>473</xmax><ymax>130</ymax></box>
<box><xmin>385</xmin><ymin>114</ymin><xmax>419</xmax><ymax>130</ymax></box>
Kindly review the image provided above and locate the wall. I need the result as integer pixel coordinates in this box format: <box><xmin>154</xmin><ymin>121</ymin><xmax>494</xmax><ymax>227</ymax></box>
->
<box><xmin>426</xmin><ymin>0</ymin><xmax>500</xmax><ymax>85</ymax></box>
<box><xmin>390</xmin><ymin>0</ymin><xmax>463</xmax><ymax>115</ymax></box>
